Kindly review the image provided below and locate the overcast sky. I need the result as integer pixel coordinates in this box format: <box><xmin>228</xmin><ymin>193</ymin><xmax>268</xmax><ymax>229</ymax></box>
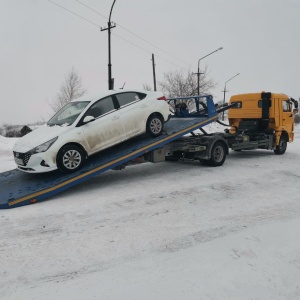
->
<box><xmin>1</xmin><ymin>0</ymin><xmax>299</xmax><ymax>125</ymax></box>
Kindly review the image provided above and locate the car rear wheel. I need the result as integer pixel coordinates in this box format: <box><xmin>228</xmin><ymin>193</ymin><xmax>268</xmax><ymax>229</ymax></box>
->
<box><xmin>57</xmin><ymin>145</ymin><xmax>85</xmax><ymax>173</ymax></box>
<box><xmin>147</xmin><ymin>115</ymin><xmax>164</xmax><ymax>137</ymax></box>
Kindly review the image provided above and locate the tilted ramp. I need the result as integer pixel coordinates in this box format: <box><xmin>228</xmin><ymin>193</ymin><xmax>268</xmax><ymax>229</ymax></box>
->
<box><xmin>0</xmin><ymin>116</ymin><xmax>217</xmax><ymax>209</ymax></box>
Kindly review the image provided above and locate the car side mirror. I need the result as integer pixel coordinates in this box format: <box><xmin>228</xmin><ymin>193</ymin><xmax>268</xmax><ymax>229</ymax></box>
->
<box><xmin>83</xmin><ymin>115</ymin><xmax>95</xmax><ymax>124</ymax></box>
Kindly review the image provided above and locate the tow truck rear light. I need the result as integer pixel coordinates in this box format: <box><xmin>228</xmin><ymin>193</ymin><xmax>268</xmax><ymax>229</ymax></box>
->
<box><xmin>157</xmin><ymin>96</ymin><xmax>167</xmax><ymax>101</ymax></box>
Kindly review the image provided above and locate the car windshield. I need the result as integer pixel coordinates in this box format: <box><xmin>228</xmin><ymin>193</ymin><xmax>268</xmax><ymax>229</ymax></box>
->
<box><xmin>47</xmin><ymin>101</ymin><xmax>90</xmax><ymax>126</ymax></box>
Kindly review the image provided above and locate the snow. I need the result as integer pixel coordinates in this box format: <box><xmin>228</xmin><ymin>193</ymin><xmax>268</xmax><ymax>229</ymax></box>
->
<box><xmin>0</xmin><ymin>135</ymin><xmax>18</xmax><ymax>173</ymax></box>
<box><xmin>1</xmin><ymin>124</ymin><xmax>300</xmax><ymax>299</ymax></box>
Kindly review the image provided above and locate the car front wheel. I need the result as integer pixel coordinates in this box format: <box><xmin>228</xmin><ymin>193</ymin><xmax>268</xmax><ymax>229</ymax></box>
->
<box><xmin>57</xmin><ymin>145</ymin><xmax>85</xmax><ymax>173</ymax></box>
<box><xmin>146</xmin><ymin>115</ymin><xmax>163</xmax><ymax>137</ymax></box>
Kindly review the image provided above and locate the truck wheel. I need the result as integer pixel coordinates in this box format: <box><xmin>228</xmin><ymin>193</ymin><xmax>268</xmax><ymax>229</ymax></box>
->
<box><xmin>57</xmin><ymin>145</ymin><xmax>85</xmax><ymax>173</ymax></box>
<box><xmin>274</xmin><ymin>135</ymin><xmax>288</xmax><ymax>155</ymax></box>
<box><xmin>146</xmin><ymin>115</ymin><xmax>163</xmax><ymax>137</ymax></box>
<box><xmin>208</xmin><ymin>141</ymin><xmax>226</xmax><ymax>166</ymax></box>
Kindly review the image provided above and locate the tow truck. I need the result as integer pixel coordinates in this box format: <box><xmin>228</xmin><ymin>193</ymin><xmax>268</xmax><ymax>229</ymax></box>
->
<box><xmin>0</xmin><ymin>92</ymin><xmax>297</xmax><ymax>209</ymax></box>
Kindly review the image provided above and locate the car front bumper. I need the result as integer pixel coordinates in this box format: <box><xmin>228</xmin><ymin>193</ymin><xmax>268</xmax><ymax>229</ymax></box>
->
<box><xmin>13</xmin><ymin>149</ymin><xmax>58</xmax><ymax>173</ymax></box>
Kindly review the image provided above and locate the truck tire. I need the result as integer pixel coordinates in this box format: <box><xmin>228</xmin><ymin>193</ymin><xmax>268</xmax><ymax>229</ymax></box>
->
<box><xmin>57</xmin><ymin>145</ymin><xmax>86</xmax><ymax>173</ymax></box>
<box><xmin>207</xmin><ymin>141</ymin><xmax>226</xmax><ymax>166</ymax></box>
<box><xmin>274</xmin><ymin>134</ymin><xmax>288</xmax><ymax>155</ymax></box>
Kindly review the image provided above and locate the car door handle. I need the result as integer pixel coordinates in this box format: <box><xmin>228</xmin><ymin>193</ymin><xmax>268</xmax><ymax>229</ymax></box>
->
<box><xmin>112</xmin><ymin>115</ymin><xmax>120</xmax><ymax>120</ymax></box>
<box><xmin>140</xmin><ymin>104</ymin><xmax>148</xmax><ymax>108</ymax></box>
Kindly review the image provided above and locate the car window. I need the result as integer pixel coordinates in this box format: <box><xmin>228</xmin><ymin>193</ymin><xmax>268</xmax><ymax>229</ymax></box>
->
<box><xmin>47</xmin><ymin>101</ymin><xmax>90</xmax><ymax>126</ymax></box>
<box><xmin>87</xmin><ymin>96</ymin><xmax>115</xmax><ymax>118</ymax></box>
<box><xmin>116</xmin><ymin>92</ymin><xmax>146</xmax><ymax>107</ymax></box>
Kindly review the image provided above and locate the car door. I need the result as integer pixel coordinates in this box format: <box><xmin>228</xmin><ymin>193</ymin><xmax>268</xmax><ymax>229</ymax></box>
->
<box><xmin>80</xmin><ymin>96</ymin><xmax>123</xmax><ymax>154</ymax></box>
<box><xmin>115</xmin><ymin>92</ymin><xmax>147</xmax><ymax>138</ymax></box>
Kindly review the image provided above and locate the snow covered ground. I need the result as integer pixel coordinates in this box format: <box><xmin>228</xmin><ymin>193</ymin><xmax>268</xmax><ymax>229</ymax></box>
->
<box><xmin>1</xmin><ymin>124</ymin><xmax>300</xmax><ymax>300</ymax></box>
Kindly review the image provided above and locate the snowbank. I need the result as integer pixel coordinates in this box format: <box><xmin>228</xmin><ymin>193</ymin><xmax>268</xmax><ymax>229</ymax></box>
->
<box><xmin>0</xmin><ymin>135</ymin><xmax>18</xmax><ymax>172</ymax></box>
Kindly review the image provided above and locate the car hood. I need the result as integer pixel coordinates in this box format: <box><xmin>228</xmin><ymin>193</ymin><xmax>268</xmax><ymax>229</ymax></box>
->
<box><xmin>13</xmin><ymin>124</ymin><xmax>71</xmax><ymax>151</ymax></box>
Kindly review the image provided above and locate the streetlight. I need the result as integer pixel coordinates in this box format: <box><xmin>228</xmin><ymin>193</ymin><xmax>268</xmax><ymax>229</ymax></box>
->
<box><xmin>222</xmin><ymin>72</ymin><xmax>240</xmax><ymax>120</ymax></box>
<box><xmin>194</xmin><ymin>47</ymin><xmax>223</xmax><ymax>96</ymax></box>
<box><xmin>101</xmin><ymin>0</ymin><xmax>117</xmax><ymax>90</ymax></box>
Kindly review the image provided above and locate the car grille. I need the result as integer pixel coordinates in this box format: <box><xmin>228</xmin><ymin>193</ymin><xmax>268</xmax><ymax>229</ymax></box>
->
<box><xmin>13</xmin><ymin>151</ymin><xmax>32</xmax><ymax>166</ymax></box>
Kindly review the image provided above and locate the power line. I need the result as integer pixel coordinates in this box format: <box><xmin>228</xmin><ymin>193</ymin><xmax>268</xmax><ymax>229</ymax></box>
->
<box><xmin>112</xmin><ymin>33</ymin><xmax>188</xmax><ymax>70</ymax></box>
<box><xmin>76</xmin><ymin>0</ymin><xmax>107</xmax><ymax>19</ymax></box>
<box><xmin>47</xmin><ymin>0</ymin><xmax>100</xmax><ymax>28</ymax></box>
<box><xmin>46</xmin><ymin>0</ymin><xmax>188</xmax><ymax>70</ymax></box>
<box><xmin>76</xmin><ymin>0</ymin><xmax>191</xmax><ymax>67</ymax></box>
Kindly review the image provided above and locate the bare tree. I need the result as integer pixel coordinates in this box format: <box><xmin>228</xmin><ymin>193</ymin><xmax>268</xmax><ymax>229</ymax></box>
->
<box><xmin>50</xmin><ymin>67</ymin><xmax>87</xmax><ymax>112</ymax></box>
<box><xmin>158</xmin><ymin>67</ymin><xmax>216</xmax><ymax>98</ymax></box>
<box><xmin>155</xmin><ymin>68</ymin><xmax>216</xmax><ymax>111</ymax></box>
<box><xmin>142</xmin><ymin>83</ymin><xmax>153</xmax><ymax>91</ymax></box>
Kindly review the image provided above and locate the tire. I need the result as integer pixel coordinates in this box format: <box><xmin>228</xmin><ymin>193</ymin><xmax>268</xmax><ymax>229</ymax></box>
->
<box><xmin>146</xmin><ymin>115</ymin><xmax>164</xmax><ymax>137</ymax></box>
<box><xmin>274</xmin><ymin>134</ymin><xmax>288</xmax><ymax>155</ymax></box>
<box><xmin>207</xmin><ymin>141</ymin><xmax>226</xmax><ymax>166</ymax></box>
<box><xmin>56</xmin><ymin>145</ymin><xmax>86</xmax><ymax>173</ymax></box>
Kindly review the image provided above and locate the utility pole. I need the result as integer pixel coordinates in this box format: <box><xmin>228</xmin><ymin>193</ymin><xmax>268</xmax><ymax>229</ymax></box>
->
<box><xmin>221</xmin><ymin>73</ymin><xmax>240</xmax><ymax>120</ymax></box>
<box><xmin>194</xmin><ymin>67</ymin><xmax>204</xmax><ymax>96</ymax></box>
<box><xmin>152</xmin><ymin>54</ymin><xmax>157</xmax><ymax>91</ymax></box>
<box><xmin>101</xmin><ymin>0</ymin><xmax>116</xmax><ymax>90</ymax></box>
<box><xmin>193</xmin><ymin>47</ymin><xmax>223</xmax><ymax>95</ymax></box>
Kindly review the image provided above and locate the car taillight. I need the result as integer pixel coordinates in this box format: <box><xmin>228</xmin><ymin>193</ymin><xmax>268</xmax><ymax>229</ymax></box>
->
<box><xmin>157</xmin><ymin>96</ymin><xmax>167</xmax><ymax>101</ymax></box>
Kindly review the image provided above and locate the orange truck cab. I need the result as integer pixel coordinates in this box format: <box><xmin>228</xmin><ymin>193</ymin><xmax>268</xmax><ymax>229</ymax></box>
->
<box><xmin>227</xmin><ymin>92</ymin><xmax>298</xmax><ymax>154</ymax></box>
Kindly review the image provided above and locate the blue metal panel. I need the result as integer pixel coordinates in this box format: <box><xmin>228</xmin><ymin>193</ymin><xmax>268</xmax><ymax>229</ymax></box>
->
<box><xmin>0</xmin><ymin>116</ymin><xmax>217</xmax><ymax>209</ymax></box>
<box><xmin>167</xmin><ymin>95</ymin><xmax>217</xmax><ymax>118</ymax></box>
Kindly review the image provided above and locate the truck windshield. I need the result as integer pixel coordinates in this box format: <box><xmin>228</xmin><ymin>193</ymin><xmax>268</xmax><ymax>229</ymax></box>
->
<box><xmin>47</xmin><ymin>101</ymin><xmax>90</xmax><ymax>126</ymax></box>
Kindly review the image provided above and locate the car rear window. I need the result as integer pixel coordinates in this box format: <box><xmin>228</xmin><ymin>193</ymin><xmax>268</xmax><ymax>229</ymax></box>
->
<box><xmin>116</xmin><ymin>92</ymin><xmax>146</xmax><ymax>107</ymax></box>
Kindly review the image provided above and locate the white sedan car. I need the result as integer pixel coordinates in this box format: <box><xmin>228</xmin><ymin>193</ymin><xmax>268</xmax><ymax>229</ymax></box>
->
<box><xmin>13</xmin><ymin>90</ymin><xmax>170</xmax><ymax>173</ymax></box>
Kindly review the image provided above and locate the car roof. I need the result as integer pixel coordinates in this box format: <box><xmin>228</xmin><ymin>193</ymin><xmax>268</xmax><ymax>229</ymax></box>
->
<box><xmin>71</xmin><ymin>89</ymin><xmax>153</xmax><ymax>104</ymax></box>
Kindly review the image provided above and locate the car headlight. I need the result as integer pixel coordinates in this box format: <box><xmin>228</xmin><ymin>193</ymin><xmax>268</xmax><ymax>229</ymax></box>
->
<box><xmin>30</xmin><ymin>137</ymin><xmax>58</xmax><ymax>154</ymax></box>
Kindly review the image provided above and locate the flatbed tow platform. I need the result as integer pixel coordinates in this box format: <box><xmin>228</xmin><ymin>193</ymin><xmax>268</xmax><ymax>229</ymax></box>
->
<box><xmin>0</xmin><ymin>117</ymin><xmax>217</xmax><ymax>209</ymax></box>
<box><xmin>0</xmin><ymin>95</ymin><xmax>231</xmax><ymax>209</ymax></box>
